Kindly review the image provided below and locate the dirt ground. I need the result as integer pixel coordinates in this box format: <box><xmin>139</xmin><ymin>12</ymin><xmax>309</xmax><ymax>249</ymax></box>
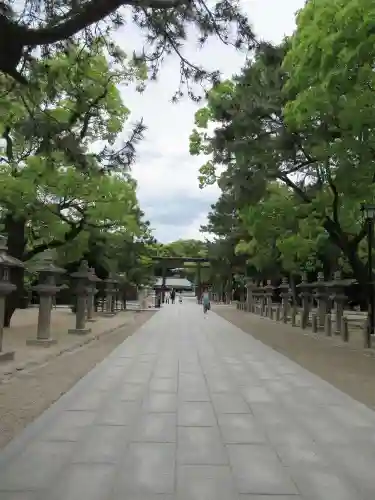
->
<box><xmin>214</xmin><ymin>306</ymin><xmax>375</xmax><ymax>411</ymax></box>
<box><xmin>0</xmin><ymin>310</ymin><xmax>155</xmax><ymax>449</ymax></box>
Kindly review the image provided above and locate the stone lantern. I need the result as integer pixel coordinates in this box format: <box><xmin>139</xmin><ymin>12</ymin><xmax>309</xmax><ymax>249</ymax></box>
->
<box><xmin>0</xmin><ymin>235</ymin><xmax>24</xmax><ymax>361</ymax></box>
<box><xmin>327</xmin><ymin>271</ymin><xmax>355</xmax><ymax>337</ymax></box>
<box><xmin>312</xmin><ymin>272</ymin><xmax>330</xmax><ymax>330</ymax></box>
<box><xmin>245</xmin><ymin>279</ymin><xmax>256</xmax><ymax>313</ymax></box>
<box><xmin>69</xmin><ymin>260</ymin><xmax>91</xmax><ymax>335</ymax></box>
<box><xmin>87</xmin><ymin>268</ymin><xmax>101</xmax><ymax>322</ymax></box>
<box><xmin>26</xmin><ymin>253</ymin><xmax>65</xmax><ymax>346</ymax></box>
<box><xmin>296</xmin><ymin>273</ymin><xmax>314</xmax><ymax>329</ymax></box>
<box><xmin>264</xmin><ymin>280</ymin><xmax>274</xmax><ymax>318</ymax></box>
<box><xmin>102</xmin><ymin>273</ymin><xmax>117</xmax><ymax>316</ymax></box>
<box><xmin>111</xmin><ymin>274</ymin><xmax>120</xmax><ymax>313</ymax></box>
<box><xmin>279</xmin><ymin>277</ymin><xmax>292</xmax><ymax>323</ymax></box>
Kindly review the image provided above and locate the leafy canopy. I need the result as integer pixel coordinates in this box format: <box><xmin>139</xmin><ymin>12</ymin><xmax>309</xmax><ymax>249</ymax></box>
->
<box><xmin>0</xmin><ymin>39</ymin><xmax>146</xmax><ymax>260</ymax></box>
<box><xmin>0</xmin><ymin>0</ymin><xmax>255</xmax><ymax>99</ymax></box>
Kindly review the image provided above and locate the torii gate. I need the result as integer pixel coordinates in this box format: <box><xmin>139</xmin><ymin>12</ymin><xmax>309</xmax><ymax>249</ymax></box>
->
<box><xmin>152</xmin><ymin>256</ymin><xmax>209</xmax><ymax>303</ymax></box>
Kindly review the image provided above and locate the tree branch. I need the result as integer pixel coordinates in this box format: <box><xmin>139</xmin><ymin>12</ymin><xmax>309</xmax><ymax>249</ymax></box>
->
<box><xmin>326</xmin><ymin>173</ymin><xmax>339</xmax><ymax>224</ymax></box>
<box><xmin>23</xmin><ymin>0</ymin><xmax>188</xmax><ymax>47</ymax></box>
<box><xmin>25</xmin><ymin>218</ymin><xmax>86</xmax><ymax>260</ymax></box>
<box><xmin>277</xmin><ymin>173</ymin><xmax>312</xmax><ymax>204</ymax></box>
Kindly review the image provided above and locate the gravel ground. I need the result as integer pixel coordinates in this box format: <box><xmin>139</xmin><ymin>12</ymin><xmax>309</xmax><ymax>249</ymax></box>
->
<box><xmin>0</xmin><ymin>311</ymin><xmax>155</xmax><ymax>449</ymax></box>
<box><xmin>214</xmin><ymin>306</ymin><xmax>375</xmax><ymax>411</ymax></box>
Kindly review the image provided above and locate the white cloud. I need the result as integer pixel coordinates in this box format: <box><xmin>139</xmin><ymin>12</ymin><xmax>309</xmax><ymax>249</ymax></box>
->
<box><xmin>116</xmin><ymin>0</ymin><xmax>305</xmax><ymax>242</ymax></box>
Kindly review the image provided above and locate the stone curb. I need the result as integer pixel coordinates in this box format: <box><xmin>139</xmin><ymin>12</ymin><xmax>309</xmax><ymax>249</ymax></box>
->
<box><xmin>0</xmin><ymin>312</ymin><xmax>149</xmax><ymax>383</ymax></box>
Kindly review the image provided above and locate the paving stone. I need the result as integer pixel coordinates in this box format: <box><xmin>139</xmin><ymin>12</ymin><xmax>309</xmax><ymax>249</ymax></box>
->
<box><xmin>289</xmin><ymin>466</ymin><xmax>360</xmax><ymax>500</ymax></box>
<box><xmin>0</xmin><ymin>494</ymin><xmax>38</xmax><ymax>500</ymax></box>
<box><xmin>0</xmin><ymin>441</ymin><xmax>75</xmax><ymax>490</ymax></box>
<box><xmin>2</xmin><ymin>301</ymin><xmax>375</xmax><ymax>499</ymax></box>
<box><xmin>149</xmin><ymin>377</ymin><xmax>178</xmax><ymax>392</ymax></box>
<box><xmin>227</xmin><ymin>444</ymin><xmax>299</xmax><ymax>495</ymax></box>
<box><xmin>72</xmin><ymin>425</ymin><xmax>129</xmax><ymax>463</ymax></box>
<box><xmin>95</xmin><ymin>401</ymin><xmax>140</xmax><ymax>426</ymax></box>
<box><xmin>119</xmin><ymin>383</ymin><xmax>147</xmax><ymax>401</ymax></box>
<box><xmin>211</xmin><ymin>393</ymin><xmax>250</xmax><ymax>414</ymax></box>
<box><xmin>178</xmin><ymin>402</ymin><xmax>217</xmax><ymax>426</ymax></box>
<box><xmin>131</xmin><ymin>413</ymin><xmax>177</xmax><ymax>442</ymax></box>
<box><xmin>177</xmin><ymin>427</ymin><xmax>228</xmax><ymax>465</ymax></box>
<box><xmin>142</xmin><ymin>392</ymin><xmax>178</xmax><ymax>413</ymax></box>
<box><xmin>177</xmin><ymin>465</ymin><xmax>238</xmax><ymax>500</ymax></box>
<box><xmin>113</xmin><ymin>443</ymin><xmax>175</xmax><ymax>495</ymax></box>
<box><xmin>43</xmin><ymin>410</ymin><xmax>96</xmax><ymax>441</ymax></box>
<box><xmin>48</xmin><ymin>463</ymin><xmax>116</xmax><ymax>500</ymax></box>
<box><xmin>178</xmin><ymin>389</ymin><xmax>211</xmax><ymax>402</ymax></box>
<box><xmin>217</xmin><ymin>414</ymin><xmax>268</xmax><ymax>444</ymax></box>
<box><xmin>66</xmin><ymin>390</ymin><xmax>108</xmax><ymax>411</ymax></box>
<box><xmin>238</xmin><ymin>496</ymin><xmax>300</xmax><ymax>500</ymax></box>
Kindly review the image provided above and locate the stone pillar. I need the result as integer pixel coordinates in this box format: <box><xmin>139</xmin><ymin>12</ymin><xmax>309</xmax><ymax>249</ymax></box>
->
<box><xmin>69</xmin><ymin>260</ymin><xmax>91</xmax><ymax>335</ymax></box>
<box><xmin>196</xmin><ymin>262</ymin><xmax>202</xmax><ymax>303</ymax></box>
<box><xmin>87</xmin><ymin>268</ymin><xmax>101</xmax><ymax>322</ymax></box>
<box><xmin>297</xmin><ymin>273</ymin><xmax>312</xmax><ymax>329</ymax></box>
<box><xmin>161</xmin><ymin>264</ymin><xmax>167</xmax><ymax>304</ymax></box>
<box><xmin>111</xmin><ymin>275</ymin><xmax>119</xmax><ymax>313</ymax></box>
<box><xmin>329</xmin><ymin>271</ymin><xmax>348</xmax><ymax>337</ymax></box>
<box><xmin>264</xmin><ymin>280</ymin><xmax>274</xmax><ymax>318</ymax></box>
<box><xmin>313</xmin><ymin>272</ymin><xmax>329</xmax><ymax>330</ymax></box>
<box><xmin>0</xmin><ymin>236</ymin><xmax>24</xmax><ymax>362</ymax></box>
<box><xmin>27</xmin><ymin>254</ymin><xmax>65</xmax><ymax>346</ymax></box>
<box><xmin>102</xmin><ymin>274</ymin><xmax>116</xmax><ymax>316</ymax></box>
<box><xmin>245</xmin><ymin>279</ymin><xmax>255</xmax><ymax>312</ymax></box>
<box><xmin>258</xmin><ymin>282</ymin><xmax>267</xmax><ymax>316</ymax></box>
<box><xmin>279</xmin><ymin>277</ymin><xmax>291</xmax><ymax>323</ymax></box>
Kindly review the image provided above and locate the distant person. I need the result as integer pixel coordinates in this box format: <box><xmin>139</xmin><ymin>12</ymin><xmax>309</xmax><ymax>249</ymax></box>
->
<box><xmin>179</xmin><ymin>291</ymin><xmax>183</xmax><ymax>303</ymax></box>
<box><xmin>165</xmin><ymin>292</ymin><xmax>170</xmax><ymax>304</ymax></box>
<box><xmin>170</xmin><ymin>288</ymin><xmax>176</xmax><ymax>304</ymax></box>
<box><xmin>202</xmin><ymin>288</ymin><xmax>210</xmax><ymax>317</ymax></box>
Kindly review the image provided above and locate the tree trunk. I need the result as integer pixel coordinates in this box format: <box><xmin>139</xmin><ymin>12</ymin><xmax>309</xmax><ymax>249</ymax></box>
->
<box><xmin>323</xmin><ymin>218</ymin><xmax>368</xmax><ymax>285</ymax></box>
<box><xmin>4</xmin><ymin>214</ymin><xmax>26</xmax><ymax>327</ymax></box>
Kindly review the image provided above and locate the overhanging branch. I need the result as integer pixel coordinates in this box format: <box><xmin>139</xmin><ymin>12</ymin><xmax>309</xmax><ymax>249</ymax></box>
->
<box><xmin>23</xmin><ymin>0</ymin><xmax>189</xmax><ymax>46</ymax></box>
<box><xmin>25</xmin><ymin>218</ymin><xmax>86</xmax><ymax>260</ymax></box>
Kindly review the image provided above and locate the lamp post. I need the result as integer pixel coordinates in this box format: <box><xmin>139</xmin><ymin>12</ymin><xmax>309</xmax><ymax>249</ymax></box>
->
<box><xmin>360</xmin><ymin>203</ymin><xmax>375</xmax><ymax>348</ymax></box>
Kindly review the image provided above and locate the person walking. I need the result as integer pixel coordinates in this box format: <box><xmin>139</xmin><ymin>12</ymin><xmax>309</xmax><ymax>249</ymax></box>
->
<box><xmin>202</xmin><ymin>288</ymin><xmax>211</xmax><ymax>317</ymax></box>
<box><xmin>170</xmin><ymin>288</ymin><xmax>176</xmax><ymax>304</ymax></box>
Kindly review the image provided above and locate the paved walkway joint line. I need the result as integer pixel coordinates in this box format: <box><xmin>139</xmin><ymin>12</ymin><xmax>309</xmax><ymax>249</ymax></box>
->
<box><xmin>1</xmin><ymin>299</ymin><xmax>375</xmax><ymax>499</ymax></box>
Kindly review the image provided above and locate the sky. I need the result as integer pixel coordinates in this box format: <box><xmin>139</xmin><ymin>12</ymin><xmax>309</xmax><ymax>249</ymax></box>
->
<box><xmin>116</xmin><ymin>0</ymin><xmax>305</xmax><ymax>243</ymax></box>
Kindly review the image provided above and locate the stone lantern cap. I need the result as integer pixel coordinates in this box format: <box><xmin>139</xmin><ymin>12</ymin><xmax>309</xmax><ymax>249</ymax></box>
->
<box><xmin>325</xmin><ymin>277</ymin><xmax>357</xmax><ymax>288</ymax></box>
<box><xmin>279</xmin><ymin>278</ymin><xmax>291</xmax><ymax>297</ymax></box>
<box><xmin>88</xmin><ymin>267</ymin><xmax>102</xmax><ymax>283</ymax></box>
<box><xmin>103</xmin><ymin>273</ymin><xmax>118</xmax><ymax>284</ymax></box>
<box><xmin>29</xmin><ymin>254</ymin><xmax>65</xmax><ymax>275</ymax></box>
<box><xmin>71</xmin><ymin>260</ymin><xmax>91</xmax><ymax>280</ymax></box>
<box><xmin>245</xmin><ymin>278</ymin><xmax>256</xmax><ymax>288</ymax></box>
<box><xmin>0</xmin><ymin>235</ymin><xmax>24</xmax><ymax>268</ymax></box>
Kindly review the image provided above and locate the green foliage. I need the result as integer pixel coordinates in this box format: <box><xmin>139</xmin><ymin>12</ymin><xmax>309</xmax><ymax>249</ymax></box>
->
<box><xmin>190</xmin><ymin>33</ymin><xmax>375</xmax><ymax>282</ymax></box>
<box><xmin>0</xmin><ymin>39</ymin><xmax>146</xmax><ymax>264</ymax></box>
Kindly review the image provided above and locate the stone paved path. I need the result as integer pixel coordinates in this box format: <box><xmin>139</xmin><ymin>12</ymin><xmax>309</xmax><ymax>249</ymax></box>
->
<box><xmin>1</xmin><ymin>299</ymin><xmax>375</xmax><ymax>499</ymax></box>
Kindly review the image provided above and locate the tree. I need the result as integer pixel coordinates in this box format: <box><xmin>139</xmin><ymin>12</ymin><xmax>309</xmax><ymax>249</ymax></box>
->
<box><xmin>0</xmin><ymin>0</ymin><xmax>255</xmax><ymax>98</ymax></box>
<box><xmin>0</xmin><ymin>39</ymin><xmax>146</xmax><ymax>324</ymax></box>
<box><xmin>190</xmin><ymin>40</ymin><xmax>374</xmax><ymax>283</ymax></box>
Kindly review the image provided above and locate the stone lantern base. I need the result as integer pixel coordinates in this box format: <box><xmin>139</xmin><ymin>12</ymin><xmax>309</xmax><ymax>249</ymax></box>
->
<box><xmin>0</xmin><ymin>350</ymin><xmax>15</xmax><ymax>362</ymax></box>
<box><xmin>68</xmin><ymin>327</ymin><xmax>91</xmax><ymax>335</ymax></box>
<box><xmin>26</xmin><ymin>338</ymin><xmax>57</xmax><ymax>347</ymax></box>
